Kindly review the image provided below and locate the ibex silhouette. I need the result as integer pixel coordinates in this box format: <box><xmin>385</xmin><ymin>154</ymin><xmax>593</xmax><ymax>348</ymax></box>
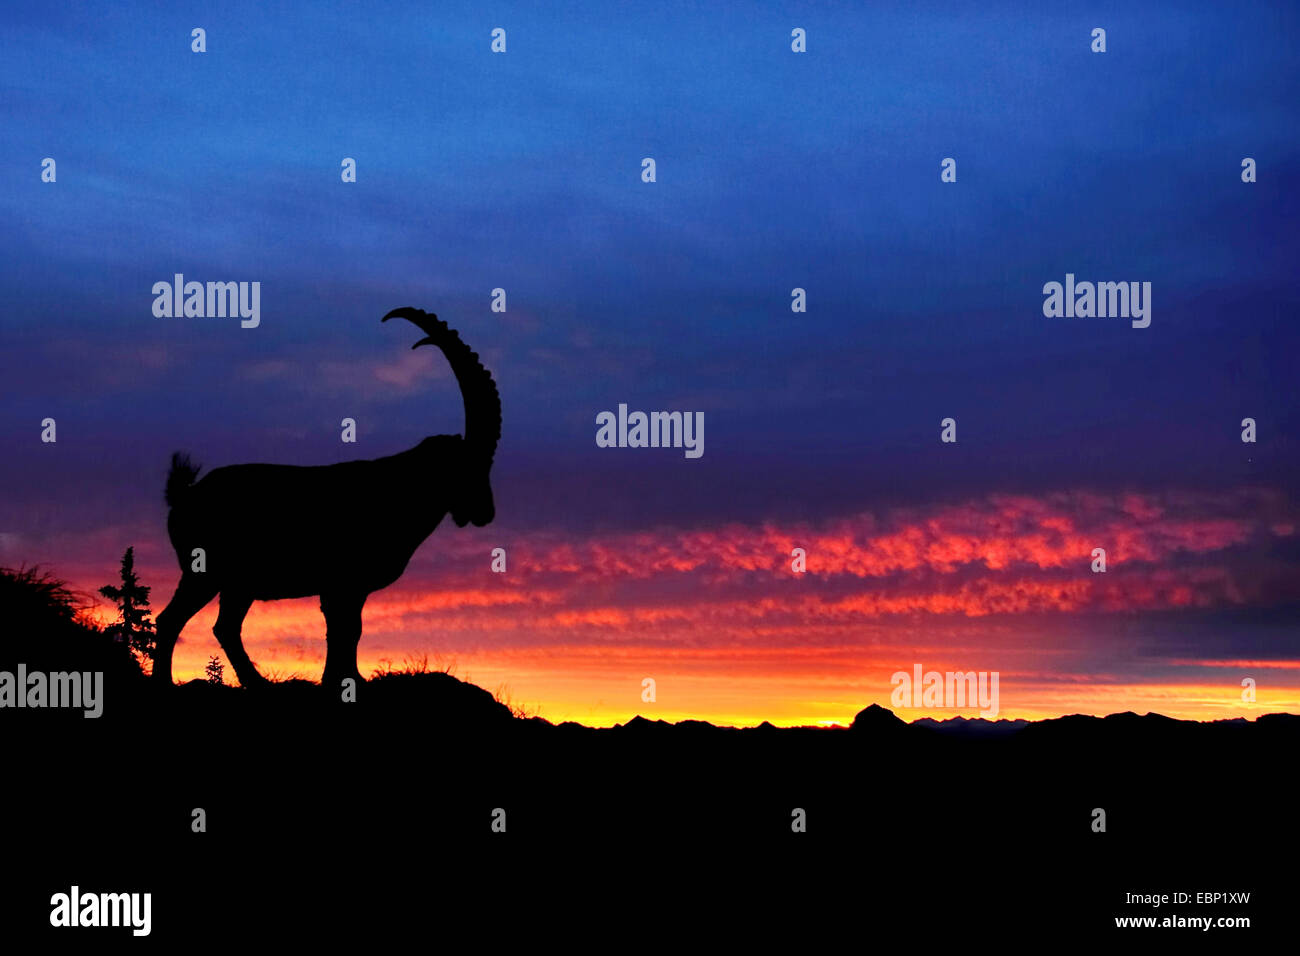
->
<box><xmin>152</xmin><ymin>308</ymin><xmax>501</xmax><ymax>690</ymax></box>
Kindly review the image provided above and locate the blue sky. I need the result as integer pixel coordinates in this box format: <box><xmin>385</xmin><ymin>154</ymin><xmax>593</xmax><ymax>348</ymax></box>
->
<box><xmin>1</xmin><ymin>0</ymin><xmax>1297</xmax><ymax>613</ymax></box>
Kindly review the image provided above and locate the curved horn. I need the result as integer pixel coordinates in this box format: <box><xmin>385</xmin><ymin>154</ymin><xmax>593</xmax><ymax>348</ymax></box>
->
<box><xmin>383</xmin><ymin>307</ymin><xmax>501</xmax><ymax>466</ymax></box>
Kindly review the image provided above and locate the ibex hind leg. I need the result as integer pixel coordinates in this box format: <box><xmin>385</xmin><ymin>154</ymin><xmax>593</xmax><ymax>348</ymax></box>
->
<box><xmin>213</xmin><ymin>592</ymin><xmax>269</xmax><ymax>690</ymax></box>
<box><xmin>320</xmin><ymin>592</ymin><xmax>366</xmax><ymax>695</ymax></box>
<box><xmin>153</xmin><ymin>574</ymin><xmax>218</xmax><ymax>684</ymax></box>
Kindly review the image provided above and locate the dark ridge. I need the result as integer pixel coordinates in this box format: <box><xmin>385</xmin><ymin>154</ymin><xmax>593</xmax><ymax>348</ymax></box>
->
<box><xmin>850</xmin><ymin>702</ymin><xmax>908</xmax><ymax>732</ymax></box>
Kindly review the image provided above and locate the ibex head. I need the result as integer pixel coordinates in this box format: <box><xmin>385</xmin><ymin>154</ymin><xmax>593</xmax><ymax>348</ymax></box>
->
<box><xmin>383</xmin><ymin>307</ymin><xmax>501</xmax><ymax>528</ymax></box>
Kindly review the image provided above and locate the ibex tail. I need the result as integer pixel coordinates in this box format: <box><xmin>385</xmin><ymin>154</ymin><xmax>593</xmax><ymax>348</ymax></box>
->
<box><xmin>165</xmin><ymin>452</ymin><xmax>202</xmax><ymax>507</ymax></box>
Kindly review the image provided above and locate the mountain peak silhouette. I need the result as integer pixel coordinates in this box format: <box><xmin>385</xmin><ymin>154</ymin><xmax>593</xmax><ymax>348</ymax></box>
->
<box><xmin>618</xmin><ymin>715</ymin><xmax>671</xmax><ymax>731</ymax></box>
<box><xmin>850</xmin><ymin>703</ymin><xmax>906</xmax><ymax>732</ymax></box>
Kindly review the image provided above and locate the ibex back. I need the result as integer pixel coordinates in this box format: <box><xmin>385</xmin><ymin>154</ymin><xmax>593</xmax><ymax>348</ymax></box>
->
<box><xmin>152</xmin><ymin>309</ymin><xmax>501</xmax><ymax>690</ymax></box>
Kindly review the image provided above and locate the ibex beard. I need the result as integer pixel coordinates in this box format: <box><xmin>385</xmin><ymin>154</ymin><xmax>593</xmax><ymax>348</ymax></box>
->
<box><xmin>151</xmin><ymin>308</ymin><xmax>501</xmax><ymax>691</ymax></box>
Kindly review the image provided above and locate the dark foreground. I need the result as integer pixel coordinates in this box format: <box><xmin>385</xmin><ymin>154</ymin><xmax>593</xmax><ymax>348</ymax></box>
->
<box><xmin>4</xmin><ymin>672</ymin><xmax>1295</xmax><ymax>945</ymax></box>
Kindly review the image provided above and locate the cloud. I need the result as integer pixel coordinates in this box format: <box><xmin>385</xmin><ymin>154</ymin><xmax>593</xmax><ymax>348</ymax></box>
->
<box><xmin>133</xmin><ymin>486</ymin><xmax>1297</xmax><ymax>653</ymax></box>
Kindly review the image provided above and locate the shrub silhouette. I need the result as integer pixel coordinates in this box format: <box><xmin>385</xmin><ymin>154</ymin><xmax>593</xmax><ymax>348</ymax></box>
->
<box><xmin>0</xmin><ymin>565</ymin><xmax>144</xmax><ymax>685</ymax></box>
<box><xmin>205</xmin><ymin>655</ymin><xmax>226</xmax><ymax>685</ymax></box>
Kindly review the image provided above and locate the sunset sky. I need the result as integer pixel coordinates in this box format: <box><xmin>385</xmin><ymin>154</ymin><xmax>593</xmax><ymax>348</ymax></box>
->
<box><xmin>2</xmin><ymin>2</ymin><xmax>1298</xmax><ymax>725</ymax></box>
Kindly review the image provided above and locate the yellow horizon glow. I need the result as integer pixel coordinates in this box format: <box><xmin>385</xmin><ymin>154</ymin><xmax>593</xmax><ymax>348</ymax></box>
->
<box><xmin>165</xmin><ymin>641</ymin><xmax>1298</xmax><ymax>728</ymax></box>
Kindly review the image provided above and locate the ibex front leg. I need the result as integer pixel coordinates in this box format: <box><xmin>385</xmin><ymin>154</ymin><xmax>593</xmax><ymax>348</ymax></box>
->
<box><xmin>320</xmin><ymin>592</ymin><xmax>366</xmax><ymax>694</ymax></box>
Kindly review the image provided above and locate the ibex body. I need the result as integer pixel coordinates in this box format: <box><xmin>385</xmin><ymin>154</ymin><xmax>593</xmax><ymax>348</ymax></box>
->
<box><xmin>152</xmin><ymin>309</ymin><xmax>501</xmax><ymax>690</ymax></box>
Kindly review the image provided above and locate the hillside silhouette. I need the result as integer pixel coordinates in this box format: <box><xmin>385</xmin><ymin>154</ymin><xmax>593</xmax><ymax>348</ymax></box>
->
<box><xmin>3</xmin><ymin>564</ymin><xmax>1293</xmax><ymax>939</ymax></box>
<box><xmin>0</xmin><ymin>566</ymin><xmax>144</xmax><ymax>690</ymax></box>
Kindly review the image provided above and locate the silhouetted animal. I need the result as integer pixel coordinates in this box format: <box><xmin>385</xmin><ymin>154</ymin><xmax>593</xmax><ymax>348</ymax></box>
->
<box><xmin>152</xmin><ymin>309</ymin><xmax>501</xmax><ymax>689</ymax></box>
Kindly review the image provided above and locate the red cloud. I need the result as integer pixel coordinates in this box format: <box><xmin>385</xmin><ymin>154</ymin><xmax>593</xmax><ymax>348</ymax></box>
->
<box><xmin>54</xmin><ymin>486</ymin><xmax>1299</xmax><ymax>700</ymax></box>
